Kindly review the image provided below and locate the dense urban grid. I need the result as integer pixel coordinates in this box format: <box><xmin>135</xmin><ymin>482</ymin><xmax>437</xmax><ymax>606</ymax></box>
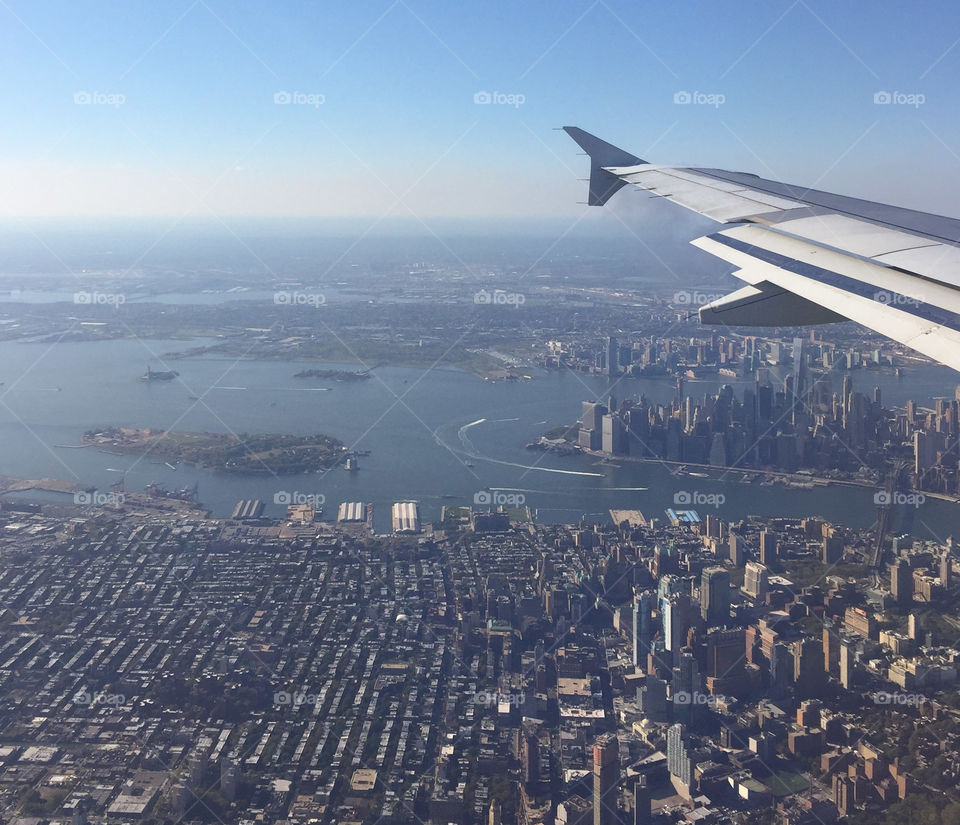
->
<box><xmin>0</xmin><ymin>485</ymin><xmax>956</xmax><ymax>825</ymax></box>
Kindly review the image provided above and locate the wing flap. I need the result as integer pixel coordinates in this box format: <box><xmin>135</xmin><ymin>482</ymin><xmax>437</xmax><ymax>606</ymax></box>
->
<box><xmin>692</xmin><ymin>226</ymin><xmax>960</xmax><ymax>371</ymax></box>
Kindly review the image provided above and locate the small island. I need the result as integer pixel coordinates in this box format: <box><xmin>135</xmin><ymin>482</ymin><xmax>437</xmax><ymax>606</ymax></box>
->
<box><xmin>294</xmin><ymin>368</ymin><xmax>372</xmax><ymax>381</ymax></box>
<box><xmin>140</xmin><ymin>366</ymin><xmax>179</xmax><ymax>381</ymax></box>
<box><xmin>83</xmin><ymin>427</ymin><xmax>345</xmax><ymax>474</ymax></box>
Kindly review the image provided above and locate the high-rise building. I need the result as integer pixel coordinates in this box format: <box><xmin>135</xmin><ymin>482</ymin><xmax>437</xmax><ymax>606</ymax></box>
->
<box><xmin>701</xmin><ymin>566</ymin><xmax>731</xmax><ymax>625</ymax></box>
<box><xmin>823</xmin><ymin>620</ymin><xmax>840</xmax><ymax>677</ymax></box>
<box><xmin>839</xmin><ymin>637</ymin><xmax>855</xmax><ymax>689</ymax></box>
<box><xmin>743</xmin><ymin>561</ymin><xmax>768</xmax><ymax>600</ymax></box>
<box><xmin>602</xmin><ymin>414</ymin><xmax>628</xmax><ymax>455</ymax></box>
<box><xmin>663</xmin><ymin>592</ymin><xmax>694</xmax><ymax>654</ymax></box>
<box><xmin>667</xmin><ymin>723</ymin><xmax>694</xmax><ymax>792</ymax></box>
<box><xmin>890</xmin><ymin>559</ymin><xmax>913</xmax><ymax>606</ymax></box>
<box><xmin>793</xmin><ymin>638</ymin><xmax>827</xmax><ymax>699</ymax></box>
<box><xmin>605</xmin><ymin>336</ymin><xmax>619</xmax><ymax>377</ymax></box>
<box><xmin>638</xmin><ymin>675</ymin><xmax>669</xmax><ymax>722</ymax></box>
<box><xmin>704</xmin><ymin>628</ymin><xmax>746</xmax><ymax>695</ymax></box>
<box><xmin>633</xmin><ymin>592</ymin><xmax>653</xmax><ymax>671</ymax></box>
<box><xmin>770</xmin><ymin>641</ymin><xmax>793</xmax><ymax>697</ymax></box>
<box><xmin>759</xmin><ymin>531</ymin><xmax>778</xmax><ymax>566</ymax></box>
<box><xmin>941</xmin><ymin>551</ymin><xmax>952</xmax><ymax>588</ymax></box>
<box><xmin>728</xmin><ymin>533</ymin><xmax>745</xmax><ymax>566</ymax></box>
<box><xmin>672</xmin><ymin>649</ymin><xmax>701</xmax><ymax>715</ymax></box>
<box><xmin>822</xmin><ymin>535</ymin><xmax>844</xmax><ymax>564</ymax></box>
<box><xmin>593</xmin><ymin>735</ymin><xmax>620</xmax><ymax>825</ymax></box>
<box><xmin>633</xmin><ymin>778</ymin><xmax>651</xmax><ymax>825</ymax></box>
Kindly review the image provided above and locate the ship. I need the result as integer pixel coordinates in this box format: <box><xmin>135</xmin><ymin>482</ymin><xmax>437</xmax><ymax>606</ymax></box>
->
<box><xmin>141</xmin><ymin>365</ymin><xmax>179</xmax><ymax>381</ymax></box>
<box><xmin>344</xmin><ymin>456</ymin><xmax>359</xmax><ymax>471</ymax></box>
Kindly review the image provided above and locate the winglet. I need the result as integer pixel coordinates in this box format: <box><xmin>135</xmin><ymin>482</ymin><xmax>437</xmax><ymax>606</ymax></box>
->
<box><xmin>563</xmin><ymin>126</ymin><xmax>643</xmax><ymax>206</ymax></box>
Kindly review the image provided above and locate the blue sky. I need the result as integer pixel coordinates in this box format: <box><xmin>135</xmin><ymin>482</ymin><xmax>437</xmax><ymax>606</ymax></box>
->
<box><xmin>3</xmin><ymin>0</ymin><xmax>960</xmax><ymax>220</ymax></box>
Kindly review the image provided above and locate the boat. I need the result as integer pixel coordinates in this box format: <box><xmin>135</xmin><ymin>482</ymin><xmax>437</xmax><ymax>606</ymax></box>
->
<box><xmin>344</xmin><ymin>456</ymin><xmax>359</xmax><ymax>471</ymax></box>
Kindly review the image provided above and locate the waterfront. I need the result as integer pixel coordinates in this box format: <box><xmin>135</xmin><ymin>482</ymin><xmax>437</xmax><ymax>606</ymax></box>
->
<box><xmin>0</xmin><ymin>337</ymin><xmax>957</xmax><ymax>537</ymax></box>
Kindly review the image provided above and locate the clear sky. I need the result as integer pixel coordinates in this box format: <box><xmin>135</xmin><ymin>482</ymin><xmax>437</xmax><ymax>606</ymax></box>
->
<box><xmin>3</xmin><ymin>0</ymin><xmax>960</xmax><ymax>221</ymax></box>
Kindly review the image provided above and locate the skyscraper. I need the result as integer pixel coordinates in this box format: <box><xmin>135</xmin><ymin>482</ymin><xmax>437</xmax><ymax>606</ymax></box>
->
<box><xmin>743</xmin><ymin>561</ymin><xmax>768</xmax><ymax>600</ymax></box>
<box><xmin>839</xmin><ymin>637</ymin><xmax>855</xmax><ymax>689</ymax></box>
<box><xmin>890</xmin><ymin>559</ymin><xmax>913</xmax><ymax>606</ymax></box>
<box><xmin>605</xmin><ymin>336</ymin><xmax>619</xmax><ymax>377</ymax></box>
<box><xmin>701</xmin><ymin>566</ymin><xmax>731</xmax><ymax>625</ymax></box>
<box><xmin>593</xmin><ymin>735</ymin><xmax>620</xmax><ymax>825</ymax></box>
<box><xmin>663</xmin><ymin>592</ymin><xmax>694</xmax><ymax>655</ymax></box>
<box><xmin>759</xmin><ymin>531</ymin><xmax>778</xmax><ymax>567</ymax></box>
<box><xmin>793</xmin><ymin>638</ymin><xmax>827</xmax><ymax>699</ymax></box>
<box><xmin>667</xmin><ymin>723</ymin><xmax>693</xmax><ymax>792</ymax></box>
<box><xmin>633</xmin><ymin>591</ymin><xmax>653</xmax><ymax>671</ymax></box>
<box><xmin>634</xmin><ymin>778</ymin><xmax>651</xmax><ymax>825</ymax></box>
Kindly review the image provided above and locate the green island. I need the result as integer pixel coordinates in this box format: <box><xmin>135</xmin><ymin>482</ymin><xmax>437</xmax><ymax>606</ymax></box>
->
<box><xmin>293</xmin><ymin>368</ymin><xmax>372</xmax><ymax>381</ymax></box>
<box><xmin>83</xmin><ymin>427</ymin><xmax>345</xmax><ymax>474</ymax></box>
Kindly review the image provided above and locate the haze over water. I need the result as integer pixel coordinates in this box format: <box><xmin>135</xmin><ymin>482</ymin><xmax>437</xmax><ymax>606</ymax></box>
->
<box><xmin>1</xmin><ymin>337</ymin><xmax>956</xmax><ymax>540</ymax></box>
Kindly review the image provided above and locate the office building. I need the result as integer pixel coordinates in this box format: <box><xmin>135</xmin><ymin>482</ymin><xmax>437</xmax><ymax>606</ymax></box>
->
<box><xmin>701</xmin><ymin>566</ymin><xmax>731</xmax><ymax>625</ymax></box>
<box><xmin>593</xmin><ymin>735</ymin><xmax>620</xmax><ymax>825</ymax></box>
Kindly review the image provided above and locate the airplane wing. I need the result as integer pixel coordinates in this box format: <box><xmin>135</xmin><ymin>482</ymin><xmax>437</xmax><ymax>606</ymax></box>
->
<box><xmin>564</xmin><ymin>126</ymin><xmax>960</xmax><ymax>372</ymax></box>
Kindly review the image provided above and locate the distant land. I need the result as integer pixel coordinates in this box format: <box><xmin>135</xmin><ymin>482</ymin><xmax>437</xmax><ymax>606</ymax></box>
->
<box><xmin>83</xmin><ymin>427</ymin><xmax>345</xmax><ymax>474</ymax></box>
